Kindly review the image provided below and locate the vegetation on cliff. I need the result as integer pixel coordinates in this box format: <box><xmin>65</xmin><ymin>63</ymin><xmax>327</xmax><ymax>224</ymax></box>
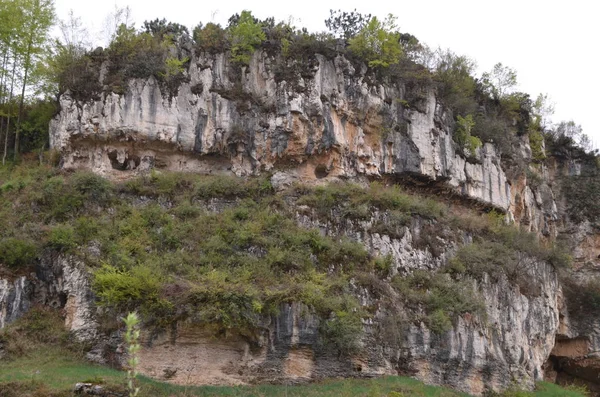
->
<box><xmin>1</xmin><ymin>2</ymin><xmax>600</xmax><ymax>394</ymax></box>
<box><xmin>0</xmin><ymin>159</ymin><xmax>571</xmax><ymax>350</ymax></box>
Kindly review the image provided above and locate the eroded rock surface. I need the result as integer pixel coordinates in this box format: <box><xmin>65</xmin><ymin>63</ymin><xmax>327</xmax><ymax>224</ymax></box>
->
<box><xmin>50</xmin><ymin>52</ymin><xmax>512</xmax><ymax>211</ymax></box>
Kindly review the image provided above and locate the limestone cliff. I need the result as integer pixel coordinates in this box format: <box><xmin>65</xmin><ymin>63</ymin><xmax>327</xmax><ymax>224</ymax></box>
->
<box><xmin>0</xmin><ymin>46</ymin><xmax>597</xmax><ymax>396</ymax></box>
<box><xmin>50</xmin><ymin>52</ymin><xmax>514</xmax><ymax>212</ymax></box>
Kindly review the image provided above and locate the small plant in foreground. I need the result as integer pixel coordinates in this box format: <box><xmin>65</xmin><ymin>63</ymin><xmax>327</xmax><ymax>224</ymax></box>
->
<box><xmin>123</xmin><ymin>312</ymin><xmax>141</xmax><ymax>397</ymax></box>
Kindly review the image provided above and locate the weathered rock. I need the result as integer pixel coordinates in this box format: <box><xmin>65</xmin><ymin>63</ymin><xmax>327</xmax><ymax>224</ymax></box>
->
<box><xmin>0</xmin><ymin>276</ymin><xmax>31</xmax><ymax>329</ymax></box>
<box><xmin>0</xmin><ymin>254</ymin><xmax>97</xmax><ymax>341</ymax></box>
<box><xmin>50</xmin><ymin>52</ymin><xmax>513</xmax><ymax>212</ymax></box>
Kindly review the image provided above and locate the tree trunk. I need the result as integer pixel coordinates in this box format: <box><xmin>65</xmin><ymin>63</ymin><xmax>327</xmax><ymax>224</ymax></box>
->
<box><xmin>14</xmin><ymin>39</ymin><xmax>32</xmax><ymax>161</ymax></box>
<box><xmin>2</xmin><ymin>53</ymin><xmax>16</xmax><ymax>165</ymax></box>
<box><xmin>0</xmin><ymin>52</ymin><xmax>8</xmax><ymax>104</ymax></box>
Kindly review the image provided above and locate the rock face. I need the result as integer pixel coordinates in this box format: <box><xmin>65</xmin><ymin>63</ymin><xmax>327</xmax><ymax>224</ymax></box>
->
<box><xmin>50</xmin><ymin>52</ymin><xmax>512</xmax><ymax>211</ymax></box>
<box><xmin>0</xmin><ymin>254</ymin><xmax>97</xmax><ymax>341</ymax></box>
<box><xmin>108</xmin><ymin>213</ymin><xmax>560</xmax><ymax>395</ymax></box>
<box><xmin>0</xmin><ymin>276</ymin><xmax>31</xmax><ymax>329</ymax></box>
<box><xmin>6</xmin><ymin>48</ymin><xmax>594</xmax><ymax>394</ymax></box>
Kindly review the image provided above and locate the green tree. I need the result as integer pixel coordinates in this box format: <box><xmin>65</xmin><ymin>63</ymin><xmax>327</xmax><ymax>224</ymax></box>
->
<box><xmin>531</xmin><ymin>93</ymin><xmax>554</xmax><ymax>130</ymax></box>
<box><xmin>228</xmin><ymin>10</ymin><xmax>265</xmax><ymax>65</ymax></box>
<box><xmin>13</xmin><ymin>0</ymin><xmax>55</xmax><ymax>160</ymax></box>
<box><xmin>431</xmin><ymin>48</ymin><xmax>478</xmax><ymax>115</ymax></box>
<box><xmin>193</xmin><ymin>22</ymin><xmax>228</xmax><ymax>53</ymax></box>
<box><xmin>324</xmin><ymin>9</ymin><xmax>371</xmax><ymax>40</ymax></box>
<box><xmin>143</xmin><ymin>18</ymin><xmax>189</xmax><ymax>40</ymax></box>
<box><xmin>454</xmin><ymin>114</ymin><xmax>481</xmax><ymax>156</ymax></box>
<box><xmin>35</xmin><ymin>10</ymin><xmax>90</xmax><ymax>97</ymax></box>
<box><xmin>348</xmin><ymin>14</ymin><xmax>402</xmax><ymax>68</ymax></box>
<box><xmin>480</xmin><ymin>62</ymin><xmax>517</xmax><ymax>100</ymax></box>
<box><xmin>0</xmin><ymin>0</ymin><xmax>25</xmax><ymax>164</ymax></box>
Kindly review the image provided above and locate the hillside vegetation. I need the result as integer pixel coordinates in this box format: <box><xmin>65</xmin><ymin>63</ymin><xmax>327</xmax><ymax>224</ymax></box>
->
<box><xmin>0</xmin><ymin>159</ymin><xmax>570</xmax><ymax>349</ymax></box>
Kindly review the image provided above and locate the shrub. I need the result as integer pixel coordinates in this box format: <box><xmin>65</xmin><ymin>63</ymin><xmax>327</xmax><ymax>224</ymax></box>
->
<box><xmin>426</xmin><ymin>309</ymin><xmax>452</xmax><ymax>334</ymax></box>
<box><xmin>348</xmin><ymin>14</ymin><xmax>402</xmax><ymax>68</ymax></box>
<box><xmin>321</xmin><ymin>310</ymin><xmax>363</xmax><ymax>355</ymax></box>
<box><xmin>193</xmin><ymin>22</ymin><xmax>228</xmax><ymax>53</ymax></box>
<box><xmin>430</xmin><ymin>49</ymin><xmax>478</xmax><ymax>116</ymax></box>
<box><xmin>0</xmin><ymin>307</ymin><xmax>71</xmax><ymax>358</ymax></box>
<box><xmin>529</xmin><ymin>129</ymin><xmax>546</xmax><ymax>161</ymax></box>
<box><xmin>47</xmin><ymin>225</ymin><xmax>77</xmax><ymax>252</ymax></box>
<box><xmin>38</xmin><ymin>176</ymin><xmax>85</xmax><ymax>221</ymax></box>
<box><xmin>228</xmin><ymin>10</ymin><xmax>265</xmax><ymax>65</ymax></box>
<box><xmin>392</xmin><ymin>271</ymin><xmax>485</xmax><ymax>333</ymax></box>
<box><xmin>71</xmin><ymin>171</ymin><xmax>112</xmax><ymax>204</ymax></box>
<box><xmin>0</xmin><ymin>238</ymin><xmax>38</xmax><ymax>268</ymax></box>
<box><xmin>454</xmin><ymin>114</ymin><xmax>481</xmax><ymax>156</ymax></box>
<box><xmin>93</xmin><ymin>264</ymin><xmax>171</xmax><ymax>319</ymax></box>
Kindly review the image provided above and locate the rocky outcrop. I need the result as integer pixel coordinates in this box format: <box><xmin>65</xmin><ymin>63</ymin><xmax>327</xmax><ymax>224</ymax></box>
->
<box><xmin>0</xmin><ymin>276</ymin><xmax>31</xmax><ymax>329</ymax></box>
<box><xmin>29</xmin><ymin>46</ymin><xmax>600</xmax><ymax>394</ymax></box>
<box><xmin>50</xmin><ymin>52</ymin><xmax>512</xmax><ymax>211</ymax></box>
<box><xmin>0</xmin><ymin>254</ymin><xmax>97</xmax><ymax>341</ymax></box>
<box><xmin>123</xmin><ymin>211</ymin><xmax>561</xmax><ymax>395</ymax></box>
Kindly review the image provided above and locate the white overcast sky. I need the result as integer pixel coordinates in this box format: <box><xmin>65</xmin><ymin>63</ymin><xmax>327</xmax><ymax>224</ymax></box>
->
<box><xmin>54</xmin><ymin>0</ymin><xmax>599</xmax><ymax>144</ymax></box>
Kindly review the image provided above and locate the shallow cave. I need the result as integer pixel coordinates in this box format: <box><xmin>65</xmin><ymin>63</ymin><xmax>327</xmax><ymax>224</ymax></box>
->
<box><xmin>544</xmin><ymin>336</ymin><xmax>600</xmax><ymax>394</ymax></box>
<box><xmin>107</xmin><ymin>149</ymin><xmax>141</xmax><ymax>171</ymax></box>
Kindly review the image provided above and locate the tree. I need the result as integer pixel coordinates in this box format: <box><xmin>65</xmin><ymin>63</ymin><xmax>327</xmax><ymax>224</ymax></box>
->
<box><xmin>228</xmin><ymin>10</ymin><xmax>265</xmax><ymax>65</ymax></box>
<box><xmin>480</xmin><ymin>62</ymin><xmax>517</xmax><ymax>100</ymax></box>
<box><xmin>531</xmin><ymin>93</ymin><xmax>554</xmax><ymax>130</ymax></box>
<box><xmin>13</xmin><ymin>0</ymin><xmax>55</xmax><ymax>160</ymax></box>
<box><xmin>0</xmin><ymin>0</ymin><xmax>25</xmax><ymax>164</ymax></box>
<box><xmin>102</xmin><ymin>4</ymin><xmax>132</xmax><ymax>46</ymax></box>
<box><xmin>325</xmin><ymin>9</ymin><xmax>371</xmax><ymax>40</ymax></box>
<box><xmin>551</xmin><ymin>120</ymin><xmax>593</xmax><ymax>151</ymax></box>
<box><xmin>431</xmin><ymin>48</ymin><xmax>478</xmax><ymax>115</ymax></box>
<box><xmin>454</xmin><ymin>114</ymin><xmax>481</xmax><ymax>156</ymax></box>
<box><xmin>35</xmin><ymin>9</ymin><xmax>90</xmax><ymax>97</ymax></box>
<box><xmin>348</xmin><ymin>14</ymin><xmax>402</xmax><ymax>68</ymax></box>
<box><xmin>143</xmin><ymin>18</ymin><xmax>189</xmax><ymax>41</ymax></box>
<box><xmin>193</xmin><ymin>22</ymin><xmax>227</xmax><ymax>53</ymax></box>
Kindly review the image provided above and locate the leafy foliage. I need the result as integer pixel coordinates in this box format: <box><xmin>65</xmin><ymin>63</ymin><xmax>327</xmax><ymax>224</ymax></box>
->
<box><xmin>193</xmin><ymin>22</ymin><xmax>227</xmax><ymax>54</ymax></box>
<box><xmin>324</xmin><ymin>9</ymin><xmax>372</xmax><ymax>40</ymax></box>
<box><xmin>348</xmin><ymin>15</ymin><xmax>402</xmax><ymax>68</ymax></box>
<box><xmin>480</xmin><ymin>62</ymin><xmax>518</xmax><ymax>100</ymax></box>
<box><xmin>393</xmin><ymin>271</ymin><xmax>485</xmax><ymax>334</ymax></box>
<box><xmin>454</xmin><ymin>114</ymin><xmax>481</xmax><ymax>156</ymax></box>
<box><xmin>228</xmin><ymin>10</ymin><xmax>265</xmax><ymax>65</ymax></box>
<box><xmin>0</xmin><ymin>237</ymin><xmax>38</xmax><ymax>268</ymax></box>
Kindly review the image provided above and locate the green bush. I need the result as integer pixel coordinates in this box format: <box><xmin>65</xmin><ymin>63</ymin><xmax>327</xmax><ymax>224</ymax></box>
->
<box><xmin>529</xmin><ymin>129</ymin><xmax>546</xmax><ymax>162</ymax></box>
<box><xmin>392</xmin><ymin>271</ymin><xmax>485</xmax><ymax>333</ymax></box>
<box><xmin>71</xmin><ymin>171</ymin><xmax>112</xmax><ymax>204</ymax></box>
<box><xmin>38</xmin><ymin>176</ymin><xmax>85</xmax><ymax>221</ymax></box>
<box><xmin>348</xmin><ymin>15</ymin><xmax>402</xmax><ymax>68</ymax></box>
<box><xmin>295</xmin><ymin>181</ymin><xmax>445</xmax><ymax>221</ymax></box>
<box><xmin>228</xmin><ymin>10</ymin><xmax>265</xmax><ymax>65</ymax></box>
<box><xmin>0</xmin><ymin>238</ymin><xmax>38</xmax><ymax>268</ymax></box>
<box><xmin>321</xmin><ymin>310</ymin><xmax>363</xmax><ymax>355</ymax></box>
<box><xmin>47</xmin><ymin>225</ymin><xmax>77</xmax><ymax>252</ymax></box>
<box><xmin>454</xmin><ymin>114</ymin><xmax>481</xmax><ymax>156</ymax></box>
<box><xmin>93</xmin><ymin>264</ymin><xmax>171</xmax><ymax>319</ymax></box>
<box><xmin>426</xmin><ymin>309</ymin><xmax>452</xmax><ymax>334</ymax></box>
<box><xmin>193</xmin><ymin>22</ymin><xmax>228</xmax><ymax>53</ymax></box>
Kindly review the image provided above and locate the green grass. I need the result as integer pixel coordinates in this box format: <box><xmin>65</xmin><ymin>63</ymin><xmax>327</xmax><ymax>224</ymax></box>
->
<box><xmin>0</xmin><ymin>346</ymin><xmax>125</xmax><ymax>389</ymax></box>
